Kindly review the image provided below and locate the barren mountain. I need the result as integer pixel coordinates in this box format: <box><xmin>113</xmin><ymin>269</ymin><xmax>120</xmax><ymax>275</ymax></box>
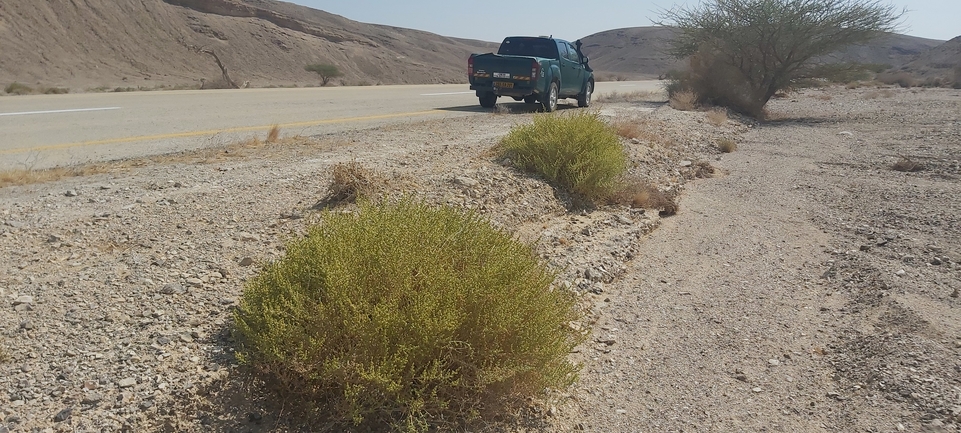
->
<box><xmin>0</xmin><ymin>0</ymin><xmax>497</xmax><ymax>91</ymax></box>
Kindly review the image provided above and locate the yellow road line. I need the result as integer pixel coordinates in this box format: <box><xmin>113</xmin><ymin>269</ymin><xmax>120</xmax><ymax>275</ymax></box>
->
<box><xmin>1</xmin><ymin>109</ymin><xmax>444</xmax><ymax>155</ymax></box>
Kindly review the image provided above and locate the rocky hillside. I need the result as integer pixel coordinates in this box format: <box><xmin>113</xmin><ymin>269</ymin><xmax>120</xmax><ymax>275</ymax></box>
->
<box><xmin>579</xmin><ymin>26</ymin><xmax>946</xmax><ymax>79</ymax></box>
<box><xmin>0</xmin><ymin>0</ymin><xmax>497</xmax><ymax>91</ymax></box>
<box><xmin>898</xmin><ymin>36</ymin><xmax>961</xmax><ymax>82</ymax></box>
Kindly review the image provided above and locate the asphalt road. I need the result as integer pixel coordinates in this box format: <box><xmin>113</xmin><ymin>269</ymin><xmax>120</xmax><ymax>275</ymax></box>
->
<box><xmin>0</xmin><ymin>81</ymin><xmax>661</xmax><ymax>170</ymax></box>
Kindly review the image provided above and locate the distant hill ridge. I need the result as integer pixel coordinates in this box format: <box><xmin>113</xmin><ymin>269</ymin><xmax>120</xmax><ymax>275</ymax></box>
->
<box><xmin>0</xmin><ymin>0</ymin><xmax>956</xmax><ymax>91</ymax></box>
<box><xmin>579</xmin><ymin>26</ymin><xmax>949</xmax><ymax>80</ymax></box>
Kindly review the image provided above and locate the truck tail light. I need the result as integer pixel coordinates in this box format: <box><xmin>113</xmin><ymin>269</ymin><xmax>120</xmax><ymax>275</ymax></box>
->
<box><xmin>531</xmin><ymin>60</ymin><xmax>540</xmax><ymax>81</ymax></box>
<box><xmin>468</xmin><ymin>56</ymin><xmax>474</xmax><ymax>77</ymax></box>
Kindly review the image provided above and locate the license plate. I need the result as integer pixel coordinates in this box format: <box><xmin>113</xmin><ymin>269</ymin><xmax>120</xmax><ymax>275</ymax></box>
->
<box><xmin>493</xmin><ymin>81</ymin><xmax>514</xmax><ymax>89</ymax></box>
<box><xmin>493</xmin><ymin>72</ymin><xmax>511</xmax><ymax>78</ymax></box>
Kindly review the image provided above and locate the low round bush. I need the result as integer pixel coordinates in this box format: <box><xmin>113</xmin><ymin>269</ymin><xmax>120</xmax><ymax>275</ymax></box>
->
<box><xmin>234</xmin><ymin>199</ymin><xmax>583</xmax><ymax>431</ymax></box>
<box><xmin>498</xmin><ymin>111</ymin><xmax>627</xmax><ymax>202</ymax></box>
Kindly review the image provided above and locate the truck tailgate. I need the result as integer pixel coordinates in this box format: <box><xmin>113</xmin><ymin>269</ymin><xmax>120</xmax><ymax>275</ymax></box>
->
<box><xmin>470</xmin><ymin>54</ymin><xmax>538</xmax><ymax>90</ymax></box>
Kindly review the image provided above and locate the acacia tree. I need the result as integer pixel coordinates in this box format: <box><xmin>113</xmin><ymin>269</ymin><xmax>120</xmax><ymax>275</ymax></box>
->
<box><xmin>305</xmin><ymin>63</ymin><xmax>343</xmax><ymax>86</ymax></box>
<box><xmin>659</xmin><ymin>0</ymin><xmax>903</xmax><ymax>115</ymax></box>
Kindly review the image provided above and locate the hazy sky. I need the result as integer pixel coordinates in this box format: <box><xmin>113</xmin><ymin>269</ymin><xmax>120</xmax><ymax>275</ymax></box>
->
<box><xmin>289</xmin><ymin>0</ymin><xmax>959</xmax><ymax>42</ymax></box>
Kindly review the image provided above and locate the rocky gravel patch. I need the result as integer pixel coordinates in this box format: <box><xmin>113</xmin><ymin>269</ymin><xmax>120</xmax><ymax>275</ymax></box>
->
<box><xmin>0</xmin><ymin>99</ymin><xmax>738</xmax><ymax>431</ymax></box>
<box><xmin>2</xmin><ymin>87</ymin><xmax>958</xmax><ymax>432</ymax></box>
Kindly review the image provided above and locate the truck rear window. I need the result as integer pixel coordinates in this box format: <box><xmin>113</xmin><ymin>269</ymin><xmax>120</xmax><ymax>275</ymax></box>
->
<box><xmin>497</xmin><ymin>38</ymin><xmax>558</xmax><ymax>59</ymax></box>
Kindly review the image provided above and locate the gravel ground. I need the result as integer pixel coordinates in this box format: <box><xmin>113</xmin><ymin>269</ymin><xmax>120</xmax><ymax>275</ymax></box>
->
<box><xmin>1</xmin><ymin>87</ymin><xmax>959</xmax><ymax>432</ymax></box>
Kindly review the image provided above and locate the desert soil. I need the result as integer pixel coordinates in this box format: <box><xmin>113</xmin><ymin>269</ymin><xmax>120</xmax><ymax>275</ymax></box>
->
<box><xmin>1</xmin><ymin>87</ymin><xmax>959</xmax><ymax>433</ymax></box>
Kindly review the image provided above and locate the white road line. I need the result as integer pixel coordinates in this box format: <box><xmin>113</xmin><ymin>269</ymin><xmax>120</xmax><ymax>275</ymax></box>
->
<box><xmin>0</xmin><ymin>107</ymin><xmax>122</xmax><ymax>117</ymax></box>
<box><xmin>420</xmin><ymin>91</ymin><xmax>474</xmax><ymax>96</ymax></box>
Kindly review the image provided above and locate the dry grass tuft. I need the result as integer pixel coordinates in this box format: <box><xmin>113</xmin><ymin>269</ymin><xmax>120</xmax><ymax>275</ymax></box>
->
<box><xmin>609</xmin><ymin>177</ymin><xmax>678</xmax><ymax>216</ymax></box>
<box><xmin>594</xmin><ymin>90</ymin><xmax>666</xmax><ymax>103</ymax></box>
<box><xmin>717</xmin><ymin>139</ymin><xmax>737</xmax><ymax>153</ymax></box>
<box><xmin>813</xmin><ymin>93</ymin><xmax>833</xmax><ymax>101</ymax></box>
<box><xmin>689</xmin><ymin>161</ymin><xmax>716</xmax><ymax>179</ymax></box>
<box><xmin>891</xmin><ymin>156</ymin><xmax>924</xmax><ymax>172</ymax></box>
<box><xmin>669</xmin><ymin>90</ymin><xmax>698</xmax><ymax>111</ymax></box>
<box><xmin>493</xmin><ymin>103</ymin><xmax>512</xmax><ymax>115</ymax></box>
<box><xmin>1</xmin><ymin>132</ymin><xmax>328</xmax><ymax>189</ymax></box>
<box><xmin>0</xmin><ymin>164</ymin><xmax>112</xmax><ymax>188</ymax></box>
<box><xmin>862</xmin><ymin>89</ymin><xmax>895</xmax><ymax>100</ymax></box>
<box><xmin>266</xmin><ymin>125</ymin><xmax>280</xmax><ymax>143</ymax></box>
<box><xmin>318</xmin><ymin>161</ymin><xmax>390</xmax><ymax>207</ymax></box>
<box><xmin>705</xmin><ymin>108</ymin><xmax>727</xmax><ymax>126</ymax></box>
<box><xmin>611</xmin><ymin>118</ymin><xmax>643</xmax><ymax>140</ymax></box>
<box><xmin>610</xmin><ymin>117</ymin><xmax>674</xmax><ymax>148</ymax></box>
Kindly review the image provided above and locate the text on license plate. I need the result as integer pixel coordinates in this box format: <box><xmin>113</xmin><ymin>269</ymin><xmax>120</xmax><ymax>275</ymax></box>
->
<box><xmin>493</xmin><ymin>81</ymin><xmax>514</xmax><ymax>89</ymax></box>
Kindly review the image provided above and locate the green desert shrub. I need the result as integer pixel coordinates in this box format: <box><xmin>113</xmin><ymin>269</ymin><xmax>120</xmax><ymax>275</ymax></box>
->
<box><xmin>498</xmin><ymin>111</ymin><xmax>627</xmax><ymax>202</ymax></box>
<box><xmin>42</xmin><ymin>87</ymin><xmax>69</xmax><ymax>95</ymax></box>
<box><xmin>4</xmin><ymin>82</ymin><xmax>34</xmax><ymax>95</ymax></box>
<box><xmin>234</xmin><ymin>199</ymin><xmax>583</xmax><ymax>431</ymax></box>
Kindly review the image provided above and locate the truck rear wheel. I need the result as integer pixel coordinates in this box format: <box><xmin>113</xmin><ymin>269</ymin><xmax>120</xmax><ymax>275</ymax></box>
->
<box><xmin>542</xmin><ymin>82</ymin><xmax>559</xmax><ymax>112</ymax></box>
<box><xmin>578</xmin><ymin>80</ymin><xmax>593</xmax><ymax>108</ymax></box>
<box><xmin>479</xmin><ymin>93</ymin><xmax>497</xmax><ymax>108</ymax></box>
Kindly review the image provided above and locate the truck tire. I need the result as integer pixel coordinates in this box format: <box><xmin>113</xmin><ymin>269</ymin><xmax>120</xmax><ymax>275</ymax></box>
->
<box><xmin>542</xmin><ymin>82</ymin><xmax>559</xmax><ymax>112</ymax></box>
<box><xmin>578</xmin><ymin>80</ymin><xmax>593</xmax><ymax>108</ymax></box>
<box><xmin>479</xmin><ymin>93</ymin><xmax>497</xmax><ymax>108</ymax></box>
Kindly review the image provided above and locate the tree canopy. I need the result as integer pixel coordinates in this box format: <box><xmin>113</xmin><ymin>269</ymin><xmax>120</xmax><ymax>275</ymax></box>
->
<box><xmin>659</xmin><ymin>0</ymin><xmax>904</xmax><ymax>115</ymax></box>
<box><xmin>305</xmin><ymin>63</ymin><xmax>343</xmax><ymax>86</ymax></box>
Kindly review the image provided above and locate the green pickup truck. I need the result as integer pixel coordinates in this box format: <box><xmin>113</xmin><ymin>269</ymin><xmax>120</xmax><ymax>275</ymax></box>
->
<box><xmin>468</xmin><ymin>36</ymin><xmax>594</xmax><ymax>112</ymax></box>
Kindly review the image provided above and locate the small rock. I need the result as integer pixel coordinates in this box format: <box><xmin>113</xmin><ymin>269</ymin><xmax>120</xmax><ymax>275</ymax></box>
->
<box><xmin>237</xmin><ymin>232</ymin><xmax>260</xmax><ymax>242</ymax></box>
<box><xmin>160</xmin><ymin>283</ymin><xmax>185</xmax><ymax>295</ymax></box>
<box><xmin>12</xmin><ymin>295</ymin><xmax>34</xmax><ymax>306</ymax></box>
<box><xmin>895</xmin><ymin>269</ymin><xmax>906</xmax><ymax>277</ymax></box>
<box><xmin>82</xmin><ymin>392</ymin><xmax>103</xmax><ymax>405</ymax></box>
<box><xmin>118</xmin><ymin>378</ymin><xmax>137</xmax><ymax>388</ymax></box>
<box><xmin>951</xmin><ymin>288</ymin><xmax>959</xmax><ymax>299</ymax></box>
<box><xmin>239</xmin><ymin>257</ymin><xmax>254</xmax><ymax>267</ymax></box>
<box><xmin>768</xmin><ymin>359</ymin><xmax>780</xmax><ymax>366</ymax></box>
<box><xmin>65</xmin><ymin>190</ymin><xmax>78</xmax><ymax>197</ymax></box>
<box><xmin>838</xmin><ymin>131</ymin><xmax>853</xmax><ymax>136</ymax></box>
<box><xmin>930</xmin><ymin>257</ymin><xmax>942</xmax><ymax>265</ymax></box>
<box><xmin>897</xmin><ymin>423</ymin><xmax>905</xmax><ymax>431</ymax></box>
<box><xmin>454</xmin><ymin>176</ymin><xmax>479</xmax><ymax>187</ymax></box>
<box><xmin>679</xmin><ymin>160</ymin><xmax>693</xmax><ymax>167</ymax></box>
<box><xmin>596</xmin><ymin>337</ymin><xmax>616</xmax><ymax>346</ymax></box>
<box><xmin>53</xmin><ymin>407</ymin><xmax>73</xmax><ymax>422</ymax></box>
<box><xmin>185</xmin><ymin>278</ymin><xmax>203</xmax><ymax>287</ymax></box>
<box><xmin>615</xmin><ymin>409</ymin><xmax>628</xmax><ymax>414</ymax></box>
<box><xmin>20</xmin><ymin>320</ymin><xmax>33</xmax><ymax>330</ymax></box>
<box><xmin>752</xmin><ymin>387</ymin><xmax>762</xmax><ymax>393</ymax></box>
